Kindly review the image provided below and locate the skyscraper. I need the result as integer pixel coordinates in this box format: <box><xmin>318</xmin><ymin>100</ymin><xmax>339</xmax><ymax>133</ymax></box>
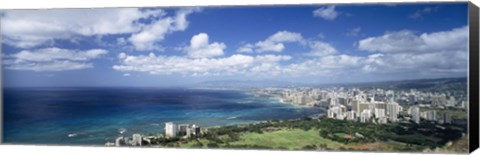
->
<box><xmin>191</xmin><ymin>124</ymin><xmax>201</xmax><ymax>136</ymax></box>
<box><xmin>132</xmin><ymin>134</ymin><xmax>143</xmax><ymax>146</ymax></box>
<box><xmin>386</xmin><ymin>103</ymin><xmax>399</xmax><ymax>122</ymax></box>
<box><xmin>165</xmin><ymin>122</ymin><xmax>177</xmax><ymax>138</ymax></box>
<box><xmin>412</xmin><ymin>106</ymin><xmax>420</xmax><ymax>124</ymax></box>
<box><xmin>178</xmin><ymin>124</ymin><xmax>189</xmax><ymax>136</ymax></box>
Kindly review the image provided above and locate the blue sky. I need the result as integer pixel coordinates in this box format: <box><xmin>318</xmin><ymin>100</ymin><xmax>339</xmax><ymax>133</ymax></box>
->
<box><xmin>1</xmin><ymin>3</ymin><xmax>469</xmax><ymax>87</ymax></box>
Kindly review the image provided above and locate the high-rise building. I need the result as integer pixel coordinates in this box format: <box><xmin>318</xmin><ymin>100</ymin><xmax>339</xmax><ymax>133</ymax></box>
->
<box><xmin>353</xmin><ymin>101</ymin><xmax>370</xmax><ymax>114</ymax></box>
<box><xmin>165</xmin><ymin>122</ymin><xmax>177</xmax><ymax>138</ymax></box>
<box><xmin>178</xmin><ymin>124</ymin><xmax>189</xmax><ymax>136</ymax></box>
<box><xmin>386</xmin><ymin>103</ymin><xmax>399</xmax><ymax>122</ymax></box>
<box><xmin>191</xmin><ymin>124</ymin><xmax>201</xmax><ymax>136</ymax></box>
<box><xmin>132</xmin><ymin>134</ymin><xmax>142</xmax><ymax>146</ymax></box>
<box><xmin>411</xmin><ymin>106</ymin><xmax>420</xmax><ymax>124</ymax></box>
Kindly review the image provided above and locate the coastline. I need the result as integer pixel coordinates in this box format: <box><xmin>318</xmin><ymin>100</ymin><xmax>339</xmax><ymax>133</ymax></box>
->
<box><xmin>103</xmin><ymin>91</ymin><xmax>327</xmax><ymax>146</ymax></box>
<box><xmin>99</xmin><ymin>89</ymin><xmax>327</xmax><ymax>146</ymax></box>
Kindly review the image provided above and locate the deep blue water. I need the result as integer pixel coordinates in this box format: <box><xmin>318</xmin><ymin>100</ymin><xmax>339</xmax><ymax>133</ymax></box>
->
<box><xmin>3</xmin><ymin>87</ymin><xmax>323</xmax><ymax>146</ymax></box>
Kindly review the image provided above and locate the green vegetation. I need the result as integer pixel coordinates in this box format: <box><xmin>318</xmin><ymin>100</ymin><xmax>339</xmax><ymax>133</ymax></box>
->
<box><xmin>228</xmin><ymin>129</ymin><xmax>344</xmax><ymax>150</ymax></box>
<box><xmin>154</xmin><ymin>117</ymin><xmax>466</xmax><ymax>152</ymax></box>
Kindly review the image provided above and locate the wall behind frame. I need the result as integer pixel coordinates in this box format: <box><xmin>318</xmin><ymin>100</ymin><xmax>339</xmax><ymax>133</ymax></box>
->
<box><xmin>0</xmin><ymin>16</ymin><xmax>3</xmax><ymax>144</ymax></box>
<box><xmin>468</xmin><ymin>2</ymin><xmax>479</xmax><ymax>153</ymax></box>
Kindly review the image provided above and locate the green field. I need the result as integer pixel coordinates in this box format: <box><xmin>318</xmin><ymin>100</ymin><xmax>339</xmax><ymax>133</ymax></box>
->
<box><xmin>228</xmin><ymin>129</ymin><xmax>344</xmax><ymax>149</ymax></box>
<box><xmin>179</xmin><ymin>128</ymin><xmax>346</xmax><ymax>150</ymax></box>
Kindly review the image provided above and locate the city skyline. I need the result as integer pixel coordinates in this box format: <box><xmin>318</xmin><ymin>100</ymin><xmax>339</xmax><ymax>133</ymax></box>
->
<box><xmin>1</xmin><ymin>3</ymin><xmax>468</xmax><ymax>87</ymax></box>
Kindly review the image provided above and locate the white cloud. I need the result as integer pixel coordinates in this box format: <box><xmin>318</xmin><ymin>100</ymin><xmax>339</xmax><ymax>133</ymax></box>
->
<box><xmin>356</xmin><ymin>26</ymin><xmax>468</xmax><ymax>77</ymax></box>
<box><xmin>313</xmin><ymin>6</ymin><xmax>339</xmax><ymax>20</ymax></box>
<box><xmin>5</xmin><ymin>61</ymin><xmax>94</xmax><ymax>72</ymax></box>
<box><xmin>304</xmin><ymin>41</ymin><xmax>337</xmax><ymax>57</ymax></box>
<box><xmin>281</xmin><ymin>54</ymin><xmax>364</xmax><ymax>77</ymax></box>
<box><xmin>266</xmin><ymin>31</ymin><xmax>304</xmax><ymax>43</ymax></box>
<box><xmin>128</xmin><ymin>8</ymin><xmax>201</xmax><ymax>51</ymax></box>
<box><xmin>128</xmin><ymin>18</ymin><xmax>173</xmax><ymax>51</ymax></box>
<box><xmin>360</xmin><ymin>51</ymin><xmax>467</xmax><ymax>75</ymax></box>
<box><xmin>358</xmin><ymin>26</ymin><xmax>468</xmax><ymax>53</ymax></box>
<box><xmin>237</xmin><ymin>31</ymin><xmax>303</xmax><ymax>53</ymax></box>
<box><xmin>254</xmin><ymin>55</ymin><xmax>291</xmax><ymax>62</ymax></box>
<box><xmin>237</xmin><ymin>31</ymin><xmax>337</xmax><ymax>57</ymax></box>
<box><xmin>4</xmin><ymin>48</ymin><xmax>108</xmax><ymax>72</ymax></box>
<box><xmin>255</xmin><ymin>41</ymin><xmax>285</xmax><ymax>52</ymax></box>
<box><xmin>236</xmin><ymin>43</ymin><xmax>254</xmax><ymax>53</ymax></box>
<box><xmin>171</xmin><ymin>7</ymin><xmax>202</xmax><ymax>31</ymax></box>
<box><xmin>113</xmin><ymin>53</ymin><xmax>292</xmax><ymax>76</ymax></box>
<box><xmin>1</xmin><ymin>8</ymin><xmax>164</xmax><ymax>48</ymax></box>
<box><xmin>185</xmin><ymin>33</ymin><xmax>226</xmax><ymax>58</ymax></box>
<box><xmin>11</xmin><ymin>48</ymin><xmax>107</xmax><ymax>62</ymax></box>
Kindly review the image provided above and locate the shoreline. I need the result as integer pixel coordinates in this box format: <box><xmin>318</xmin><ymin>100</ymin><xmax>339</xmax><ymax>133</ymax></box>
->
<box><xmin>103</xmin><ymin>92</ymin><xmax>326</xmax><ymax>145</ymax></box>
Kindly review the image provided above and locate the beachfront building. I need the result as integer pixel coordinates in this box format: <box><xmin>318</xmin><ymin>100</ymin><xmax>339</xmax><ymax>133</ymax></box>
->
<box><xmin>164</xmin><ymin>122</ymin><xmax>202</xmax><ymax>138</ymax></box>
<box><xmin>165</xmin><ymin>122</ymin><xmax>177</xmax><ymax>137</ymax></box>
<box><xmin>132</xmin><ymin>134</ymin><xmax>143</xmax><ymax>146</ymax></box>
<box><xmin>178</xmin><ymin>124</ymin><xmax>189</xmax><ymax>136</ymax></box>
<box><xmin>191</xmin><ymin>124</ymin><xmax>201</xmax><ymax>136</ymax></box>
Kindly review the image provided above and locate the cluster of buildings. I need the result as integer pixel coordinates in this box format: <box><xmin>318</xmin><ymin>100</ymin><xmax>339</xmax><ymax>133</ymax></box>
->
<box><xmin>327</xmin><ymin>94</ymin><xmax>403</xmax><ymax>124</ymax></box>
<box><xmin>105</xmin><ymin>133</ymin><xmax>157</xmax><ymax>147</ymax></box>
<box><xmin>255</xmin><ymin>87</ymin><xmax>464</xmax><ymax>125</ymax></box>
<box><xmin>105</xmin><ymin>122</ymin><xmax>202</xmax><ymax>147</ymax></box>
<box><xmin>165</xmin><ymin>122</ymin><xmax>201</xmax><ymax>138</ymax></box>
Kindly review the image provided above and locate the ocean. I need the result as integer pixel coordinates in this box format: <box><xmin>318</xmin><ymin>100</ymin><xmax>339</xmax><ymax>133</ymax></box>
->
<box><xmin>3</xmin><ymin>87</ymin><xmax>324</xmax><ymax>146</ymax></box>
